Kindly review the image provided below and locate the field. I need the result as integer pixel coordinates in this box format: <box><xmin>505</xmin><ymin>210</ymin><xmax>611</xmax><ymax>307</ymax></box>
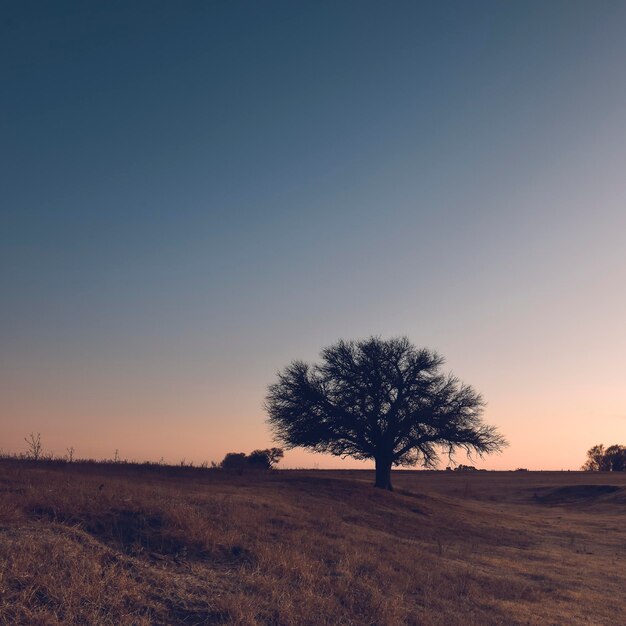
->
<box><xmin>1</xmin><ymin>461</ymin><xmax>625</xmax><ymax>625</ymax></box>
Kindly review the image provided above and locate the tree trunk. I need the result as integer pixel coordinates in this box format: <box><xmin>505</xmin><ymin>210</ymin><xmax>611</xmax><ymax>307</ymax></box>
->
<box><xmin>374</xmin><ymin>457</ymin><xmax>393</xmax><ymax>491</ymax></box>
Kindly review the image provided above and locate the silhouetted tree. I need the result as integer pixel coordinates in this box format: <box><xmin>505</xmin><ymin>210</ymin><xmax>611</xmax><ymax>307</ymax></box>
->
<box><xmin>247</xmin><ymin>448</ymin><xmax>284</xmax><ymax>469</ymax></box>
<box><xmin>581</xmin><ymin>443</ymin><xmax>604</xmax><ymax>472</ymax></box>
<box><xmin>24</xmin><ymin>432</ymin><xmax>42</xmax><ymax>461</ymax></box>
<box><xmin>221</xmin><ymin>449</ymin><xmax>284</xmax><ymax>472</ymax></box>
<box><xmin>605</xmin><ymin>445</ymin><xmax>626</xmax><ymax>471</ymax></box>
<box><xmin>583</xmin><ymin>444</ymin><xmax>626</xmax><ymax>471</ymax></box>
<box><xmin>221</xmin><ymin>452</ymin><xmax>248</xmax><ymax>471</ymax></box>
<box><xmin>265</xmin><ymin>337</ymin><xmax>506</xmax><ymax>490</ymax></box>
<box><xmin>582</xmin><ymin>444</ymin><xmax>606</xmax><ymax>471</ymax></box>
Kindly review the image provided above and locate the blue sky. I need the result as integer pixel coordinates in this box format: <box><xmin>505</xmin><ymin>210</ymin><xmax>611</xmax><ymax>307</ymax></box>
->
<box><xmin>2</xmin><ymin>1</ymin><xmax>626</xmax><ymax>468</ymax></box>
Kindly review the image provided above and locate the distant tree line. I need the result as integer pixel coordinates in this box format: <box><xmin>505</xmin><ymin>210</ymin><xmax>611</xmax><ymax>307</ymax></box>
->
<box><xmin>9</xmin><ymin>433</ymin><xmax>285</xmax><ymax>473</ymax></box>
<box><xmin>582</xmin><ymin>444</ymin><xmax>626</xmax><ymax>472</ymax></box>
<box><xmin>444</xmin><ymin>464</ymin><xmax>487</xmax><ymax>472</ymax></box>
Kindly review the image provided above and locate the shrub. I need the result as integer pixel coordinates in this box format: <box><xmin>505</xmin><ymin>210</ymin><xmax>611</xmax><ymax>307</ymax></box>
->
<box><xmin>221</xmin><ymin>449</ymin><xmax>284</xmax><ymax>472</ymax></box>
<box><xmin>220</xmin><ymin>453</ymin><xmax>248</xmax><ymax>471</ymax></box>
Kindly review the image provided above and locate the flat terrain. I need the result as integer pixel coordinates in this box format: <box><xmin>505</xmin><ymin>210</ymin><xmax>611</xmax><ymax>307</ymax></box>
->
<box><xmin>1</xmin><ymin>461</ymin><xmax>625</xmax><ymax>625</ymax></box>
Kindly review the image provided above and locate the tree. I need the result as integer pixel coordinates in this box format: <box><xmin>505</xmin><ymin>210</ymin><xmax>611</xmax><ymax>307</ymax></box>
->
<box><xmin>582</xmin><ymin>444</ymin><xmax>626</xmax><ymax>471</ymax></box>
<box><xmin>221</xmin><ymin>452</ymin><xmax>248</xmax><ymax>471</ymax></box>
<box><xmin>605</xmin><ymin>445</ymin><xmax>626</xmax><ymax>472</ymax></box>
<box><xmin>24</xmin><ymin>432</ymin><xmax>43</xmax><ymax>461</ymax></box>
<box><xmin>265</xmin><ymin>337</ymin><xmax>506</xmax><ymax>490</ymax></box>
<box><xmin>582</xmin><ymin>444</ymin><xmax>606</xmax><ymax>471</ymax></box>
<box><xmin>221</xmin><ymin>449</ymin><xmax>284</xmax><ymax>472</ymax></box>
<box><xmin>247</xmin><ymin>448</ymin><xmax>284</xmax><ymax>469</ymax></box>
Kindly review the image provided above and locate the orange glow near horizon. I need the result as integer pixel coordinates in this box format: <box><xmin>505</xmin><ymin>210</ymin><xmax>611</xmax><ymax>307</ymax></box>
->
<box><xmin>4</xmin><ymin>350</ymin><xmax>624</xmax><ymax>471</ymax></box>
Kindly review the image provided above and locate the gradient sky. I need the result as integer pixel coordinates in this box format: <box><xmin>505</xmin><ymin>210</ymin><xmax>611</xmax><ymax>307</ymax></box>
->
<box><xmin>2</xmin><ymin>1</ymin><xmax>626</xmax><ymax>470</ymax></box>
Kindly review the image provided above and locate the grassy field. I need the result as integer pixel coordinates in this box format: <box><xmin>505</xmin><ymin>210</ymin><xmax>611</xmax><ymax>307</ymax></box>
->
<box><xmin>1</xmin><ymin>461</ymin><xmax>625</xmax><ymax>625</ymax></box>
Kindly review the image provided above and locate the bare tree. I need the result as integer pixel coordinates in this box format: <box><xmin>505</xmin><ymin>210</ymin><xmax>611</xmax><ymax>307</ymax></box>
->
<box><xmin>266</xmin><ymin>337</ymin><xmax>506</xmax><ymax>490</ymax></box>
<box><xmin>24</xmin><ymin>432</ymin><xmax>43</xmax><ymax>461</ymax></box>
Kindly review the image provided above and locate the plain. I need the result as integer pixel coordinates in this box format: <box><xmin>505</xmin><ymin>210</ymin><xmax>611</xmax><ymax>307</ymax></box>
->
<box><xmin>1</xmin><ymin>461</ymin><xmax>625</xmax><ymax>625</ymax></box>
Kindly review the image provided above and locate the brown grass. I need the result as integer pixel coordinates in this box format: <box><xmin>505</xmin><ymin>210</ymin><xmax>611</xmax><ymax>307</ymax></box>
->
<box><xmin>1</xmin><ymin>461</ymin><xmax>625</xmax><ymax>625</ymax></box>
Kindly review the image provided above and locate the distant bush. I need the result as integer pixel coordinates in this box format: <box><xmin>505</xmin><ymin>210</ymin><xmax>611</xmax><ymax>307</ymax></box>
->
<box><xmin>247</xmin><ymin>448</ymin><xmax>284</xmax><ymax>469</ymax></box>
<box><xmin>220</xmin><ymin>448</ymin><xmax>284</xmax><ymax>472</ymax></box>
<box><xmin>515</xmin><ymin>468</ymin><xmax>529</xmax><ymax>472</ymax></box>
<box><xmin>221</xmin><ymin>453</ymin><xmax>249</xmax><ymax>471</ymax></box>
<box><xmin>454</xmin><ymin>464</ymin><xmax>477</xmax><ymax>472</ymax></box>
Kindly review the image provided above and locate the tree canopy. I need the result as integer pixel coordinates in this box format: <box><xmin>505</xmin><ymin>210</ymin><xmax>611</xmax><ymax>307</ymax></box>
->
<box><xmin>265</xmin><ymin>336</ymin><xmax>506</xmax><ymax>489</ymax></box>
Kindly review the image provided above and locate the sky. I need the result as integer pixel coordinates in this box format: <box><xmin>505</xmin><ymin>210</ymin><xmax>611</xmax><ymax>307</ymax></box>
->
<box><xmin>2</xmin><ymin>1</ymin><xmax>625</xmax><ymax>470</ymax></box>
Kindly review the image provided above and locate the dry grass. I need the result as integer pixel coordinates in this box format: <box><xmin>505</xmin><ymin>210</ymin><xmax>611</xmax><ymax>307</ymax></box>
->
<box><xmin>1</xmin><ymin>461</ymin><xmax>625</xmax><ymax>625</ymax></box>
